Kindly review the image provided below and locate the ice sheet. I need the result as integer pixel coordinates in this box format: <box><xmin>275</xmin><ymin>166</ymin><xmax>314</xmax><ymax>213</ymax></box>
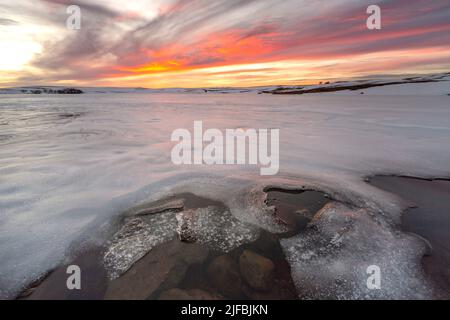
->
<box><xmin>1</xmin><ymin>80</ymin><xmax>450</xmax><ymax>298</ymax></box>
<box><xmin>281</xmin><ymin>202</ymin><xmax>433</xmax><ymax>299</ymax></box>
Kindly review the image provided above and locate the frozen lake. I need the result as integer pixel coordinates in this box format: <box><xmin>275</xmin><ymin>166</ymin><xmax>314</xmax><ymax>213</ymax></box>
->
<box><xmin>1</xmin><ymin>88</ymin><xmax>450</xmax><ymax>298</ymax></box>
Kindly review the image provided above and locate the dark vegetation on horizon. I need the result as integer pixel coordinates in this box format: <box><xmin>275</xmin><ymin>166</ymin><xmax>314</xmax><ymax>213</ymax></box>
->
<box><xmin>21</xmin><ymin>88</ymin><xmax>83</xmax><ymax>94</ymax></box>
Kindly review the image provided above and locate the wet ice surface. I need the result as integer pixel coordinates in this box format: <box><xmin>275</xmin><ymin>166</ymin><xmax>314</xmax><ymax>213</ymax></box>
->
<box><xmin>1</xmin><ymin>85</ymin><xmax>450</xmax><ymax>298</ymax></box>
<box><xmin>104</xmin><ymin>212</ymin><xmax>178</xmax><ymax>280</ymax></box>
<box><xmin>281</xmin><ymin>202</ymin><xmax>432</xmax><ymax>299</ymax></box>
<box><xmin>104</xmin><ymin>206</ymin><xmax>261</xmax><ymax>280</ymax></box>
<box><xmin>175</xmin><ymin>207</ymin><xmax>260</xmax><ymax>252</ymax></box>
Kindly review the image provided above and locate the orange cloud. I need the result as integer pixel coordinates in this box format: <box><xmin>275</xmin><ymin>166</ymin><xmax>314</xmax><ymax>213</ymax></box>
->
<box><xmin>7</xmin><ymin>0</ymin><xmax>450</xmax><ymax>87</ymax></box>
<box><xmin>113</xmin><ymin>28</ymin><xmax>287</xmax><ymax>77</ymax></box>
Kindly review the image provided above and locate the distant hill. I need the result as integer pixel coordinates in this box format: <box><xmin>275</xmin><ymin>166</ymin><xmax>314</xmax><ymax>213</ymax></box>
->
<box><xmin>1</xmin><ymin>72</ymin><xmax>449</xmax><ymax>95</ymax></box>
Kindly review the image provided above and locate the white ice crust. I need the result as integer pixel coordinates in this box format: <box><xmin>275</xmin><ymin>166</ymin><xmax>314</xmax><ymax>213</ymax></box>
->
<box><xmin>1</xmin><ymin>77</ymin><xmax>450</xmax><ymax>298</ymax></box>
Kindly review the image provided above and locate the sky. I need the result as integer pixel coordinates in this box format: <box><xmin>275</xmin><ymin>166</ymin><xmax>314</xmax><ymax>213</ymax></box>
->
<box><xmin>1</xmin><ymin>0</ymin><xmax>450</xmax><ymax>88</ymax></box>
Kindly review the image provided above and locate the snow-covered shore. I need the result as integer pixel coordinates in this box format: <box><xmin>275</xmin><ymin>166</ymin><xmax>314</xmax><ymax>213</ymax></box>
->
<box><xmin>2</xmin><ymin>72</ymin><xmax>449</xmax><ymax>96</ymax></box>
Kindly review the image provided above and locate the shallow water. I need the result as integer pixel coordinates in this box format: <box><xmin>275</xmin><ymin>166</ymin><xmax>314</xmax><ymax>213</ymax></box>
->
<box><xmin>370</xmin><ymin>176</ymin><xmax>450</xmax><ymax>297</ymax></box>
<box><xmin>23</xmin><ymin>190</ymin><xmax>327</xmax><ymax>300</ymax></box>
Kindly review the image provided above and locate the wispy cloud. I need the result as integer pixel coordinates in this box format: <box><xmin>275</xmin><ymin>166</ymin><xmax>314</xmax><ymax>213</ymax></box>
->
<box><xmin>0</xmin><ymin>17</ymin><xmax>19</xmax><ymax>25</ymax></box>
<box><xmin>2</xmin><ymin>0</ymin><xmax>450</xmax><ymax>87</ymax></box>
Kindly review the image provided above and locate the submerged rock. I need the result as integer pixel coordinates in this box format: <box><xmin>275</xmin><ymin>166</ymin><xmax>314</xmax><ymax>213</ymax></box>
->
<box><xmin>188</xmin><ymin>289</ymin><xmax>223</xmax><ymax>300</ymax></box>
<box><xmin>158</xmin><ymin>288</ymin><xmax>222</xmax><ymax>300</ymax></box>
<box><xmin>207</xmin><ymin>255</ymin><xmax>242</xmax><ymax>297</ymax></box>
<box><xmin>175</xmin><ymin>207</ymin><xmax>259</xmax><ymax>252</ymax></box>
<box><xmin>242</xmin><ymin>279</ymin><xmax>297</xmax><ymax>300</ymax></box>
<box><xmin>105</xmin><ymin>240</ymin><xmax>208</xmax><ymax>300</ymax></box>
<box><xmin>239</xmin><ymin>250</ymin><xmax>274</xmax><ymax>291</ymax></box>
<box><xmin>158</xmin><ymin>288</ymin><xmax>191</xmax><ymax>300</ymax></box>
<box><xmin>104</xmin><ymin>203</ymin><xmax>258</xmax><ymax>279</ymax></box>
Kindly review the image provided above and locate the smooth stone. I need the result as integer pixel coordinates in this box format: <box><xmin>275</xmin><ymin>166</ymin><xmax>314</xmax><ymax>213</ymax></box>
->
<box><xmin>158</xmin><ymin>288</ymin><xmax>222</xmax><ymax>300</ymax></box>
<box><xmin>187</xmin><ymin>289</ymin><xmax>222</xmax><ymax>300</ymax></box>
<box><xmin>207</xmin><ymin>255</ymin><xmax>242</xmax><ymax>297</ymax></box>
<box><xmin>105</xmin><ymin>239</ymin><xmax>208</xmax><ymax>300</ymax></box>
<box><xmin>239</xmin><ymin>250</ymin><xmax>274</xmax><ymax>291</ymax></box>
<box><xmin>158</xmin><ymin>288</ymin><xmax>192</xmax><ymax>300</ymax></box>
<box><xmin>242</xmin><ymin>279</ymin><xmax>297</xmax><ymax>300</ymax></box>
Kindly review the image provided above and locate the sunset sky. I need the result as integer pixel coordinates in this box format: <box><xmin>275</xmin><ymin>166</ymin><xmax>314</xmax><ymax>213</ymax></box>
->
<box><xmin>1</xmin><ymin>0</ymin><xmax>450</xmax><ymax>88</ymax></box>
